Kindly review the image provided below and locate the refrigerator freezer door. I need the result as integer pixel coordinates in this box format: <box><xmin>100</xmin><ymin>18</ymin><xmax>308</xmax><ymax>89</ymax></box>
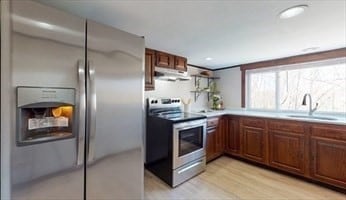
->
<box><xmin>10</xmin><ymin>1</ymin><xmax>85</xmax><ymax>199</ymax></box>
<box><xmin>86</xmin><ymin>20</ymin><xmax>145</xmax><ymax>199</ymax></box>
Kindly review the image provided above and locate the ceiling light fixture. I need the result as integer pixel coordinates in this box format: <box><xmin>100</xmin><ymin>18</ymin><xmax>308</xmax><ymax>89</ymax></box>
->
<box><xmin>302</xmin><ymin>47</ymin><xmax>319</xmax><ymax>52</ymax></box>
<box><xmin>205</xmin><ymin>57</ymin><xmax>213</xmax><ymax>61</ymax></box>
<box><xmin>279</xmin><ymin>5</ymin><xmax>308</xmax><ymax>19</ymax></box>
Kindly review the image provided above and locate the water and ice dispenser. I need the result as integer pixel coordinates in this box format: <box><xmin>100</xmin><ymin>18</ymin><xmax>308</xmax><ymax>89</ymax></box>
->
<box><xmin>16</xmin><ymin>87</ymin><xmax>76</xmax><ymax>146</ymax></box>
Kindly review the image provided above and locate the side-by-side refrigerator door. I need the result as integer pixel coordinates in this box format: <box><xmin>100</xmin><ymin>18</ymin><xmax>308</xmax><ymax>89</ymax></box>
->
<box><xmin>10</xmin><ymin>1</ymin><xmax>86</xmax><ymax>199</ymax></box>
<box><xmin>86</xmin><ymin>20</ymin><xmax>145</xmax><ymax>199</ymax></box>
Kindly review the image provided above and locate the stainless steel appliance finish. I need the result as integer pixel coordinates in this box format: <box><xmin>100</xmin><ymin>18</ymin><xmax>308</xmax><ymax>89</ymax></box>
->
<box><xmin>9</xmin><ymin>1</ymin><xmax>144</xmax><ymax>199</ymax></box>
<box><xmin>146</xmin><ymin>97</ymin><xmax>206</xmax><ymax>187</ymax></box>
<box><xmin>172</xmin><ymin>119</ymin><xmax>207</xmax><ymax>169</ymax></box>
<box><xmin>173</xmin><ymin>157</ymin><xmax>206</xmax><ymax>187</ymax></box>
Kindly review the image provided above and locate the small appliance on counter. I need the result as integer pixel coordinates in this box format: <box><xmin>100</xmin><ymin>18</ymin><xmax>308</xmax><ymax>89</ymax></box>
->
<box><xmin>146</xmin><ymin>97</ymin><xmax>207</xmax><ymax>187</ymax></box>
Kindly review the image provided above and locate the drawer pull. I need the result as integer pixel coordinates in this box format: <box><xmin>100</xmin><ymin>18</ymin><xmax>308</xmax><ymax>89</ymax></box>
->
<box><xmin>178</xmin><ymin>161</ymin><xmax>203</xmax><ymax>174</ymax></box>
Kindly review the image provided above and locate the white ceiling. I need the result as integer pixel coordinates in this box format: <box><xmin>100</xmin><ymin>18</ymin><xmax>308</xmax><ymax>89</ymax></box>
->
<box><xmin>37</xmin><ymin>0</ymin><xmax>346</xmax><ymax>69</ymax></box>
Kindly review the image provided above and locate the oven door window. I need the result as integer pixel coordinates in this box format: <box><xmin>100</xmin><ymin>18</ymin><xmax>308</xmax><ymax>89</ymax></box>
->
<box><xmin>179</xmin><ymin>126</ymin><xmax>203</xmax><ymax>157</ymax></box>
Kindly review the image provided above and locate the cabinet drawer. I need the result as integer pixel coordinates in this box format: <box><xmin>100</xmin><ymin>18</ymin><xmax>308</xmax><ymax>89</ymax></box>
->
<box><xmin>242</xmin><ymin>117</ymin><xmax>265</xmax><ymax>129</ymax></box>
<box><xmin>268</xmin><ymin>120</ymin><xmax>305</xmax><ymax>134</ymax></box>
<box><xmin>207</xmin><ymin>117</ymin><xmax>219</xmax><ymax>128</ymax></box>
<box><xmin>311</xmin><ymin>125</ymin><xmax>346</xmax><ymax>141</ymax></box>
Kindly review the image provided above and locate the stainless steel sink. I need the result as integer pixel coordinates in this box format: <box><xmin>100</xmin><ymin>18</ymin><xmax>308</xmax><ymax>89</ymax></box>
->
<box><xmin>198</xmin><ymin>110</ymin><xmax>214</xmax><ymax>113</ymax></box>
<box><xmin>286</xmin><ymin>115</ymin><xmax>337</xmax><ymax>121</ymax></box>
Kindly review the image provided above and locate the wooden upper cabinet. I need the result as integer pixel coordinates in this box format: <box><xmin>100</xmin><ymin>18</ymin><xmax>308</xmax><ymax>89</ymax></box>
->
<box><xmin>145</xmin><ymin>48</ymin><xmax>155</xmax><ymax>91</ymax></box>
<box><xmin>310</xmin><ymin>125</ymin><xmax>346</xmax><ymax>188</ymax></box>
<box><xmin>174</xmin><ymin>56</ymin><xmax>187</xmax><ymax>71</ymax></box>
<box><xmin>155</xmin><ymin>51</ymin><xmax>175</xmax><ymax>69</ymax></box>
<box><xmin>155</xmin><ymin>50</ymin><xmax>188</xmax><ymax>71</ymax></box>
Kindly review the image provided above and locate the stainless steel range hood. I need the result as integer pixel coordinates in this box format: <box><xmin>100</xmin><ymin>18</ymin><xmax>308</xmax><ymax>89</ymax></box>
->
<box><xmin>154</xmin><ymin>67</ymin><xmax>191</xmax><ymax>81</ymax></box>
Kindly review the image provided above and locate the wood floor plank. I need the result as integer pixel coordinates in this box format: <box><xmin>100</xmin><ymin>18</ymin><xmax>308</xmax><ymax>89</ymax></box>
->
<box><xmin>144</xmin><ymin>156</ymin><xmax>345</xmax><ymax>200</ymax></box>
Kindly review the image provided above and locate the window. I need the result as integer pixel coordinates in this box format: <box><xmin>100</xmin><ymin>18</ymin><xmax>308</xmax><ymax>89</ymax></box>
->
<box><xmin>246</xmin><ymin>58</ymin><xmax>346</xmax><ymax>114</ymax></box>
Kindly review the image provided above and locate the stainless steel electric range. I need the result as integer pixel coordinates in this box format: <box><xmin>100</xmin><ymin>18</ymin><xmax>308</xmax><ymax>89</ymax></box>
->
<box><xmin>145</xmin><ymin>97</ymin><xmax>207</xmax><ymax>187</ymax></box>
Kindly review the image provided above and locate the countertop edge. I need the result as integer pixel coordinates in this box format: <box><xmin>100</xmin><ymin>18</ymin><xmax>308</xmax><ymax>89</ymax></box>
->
<box><xmin>191</xmin><ymin>110</ymin><xmax>346</xmax><ymax>126</ymax></box>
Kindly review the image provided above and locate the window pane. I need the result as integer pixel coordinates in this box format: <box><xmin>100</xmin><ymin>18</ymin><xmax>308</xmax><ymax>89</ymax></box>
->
<box><xmin>248</xmin><ymin>72</ymin><xmax>276</xmax><ymax>109</ymax></box>
<box><xmin>279</xmin><ymin>63</ymin><xmax>346</xmax><ymax>113</ymax></box>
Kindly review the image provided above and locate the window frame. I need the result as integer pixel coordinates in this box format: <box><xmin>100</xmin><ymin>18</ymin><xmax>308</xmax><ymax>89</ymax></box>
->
<box><xmin>245</xmin><ymin>58</ymin><xmax>346</xmax><ymax>114</ymax></box>
<box><xmin>240</xmin><ymin>48</ymin><xmax>346</xmax><ymax>114</ymax></box>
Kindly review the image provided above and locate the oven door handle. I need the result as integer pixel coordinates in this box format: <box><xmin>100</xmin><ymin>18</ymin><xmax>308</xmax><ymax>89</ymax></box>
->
<box><xmin>174</xmin><ymin>125</ymin><xmax>203</xmax><ymax>131</ymax></box>
<box><xmin>173</xmin><ymin>119</ymin><xmax>206</xmax><ymax>131</ymax></box>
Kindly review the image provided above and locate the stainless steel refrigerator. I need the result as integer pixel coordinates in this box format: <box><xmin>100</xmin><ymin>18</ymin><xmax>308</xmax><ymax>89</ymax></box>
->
<box><xmin>9</xmin><ymin>0</ymin><xmax>144</xmax><ymax>199</ymax></box>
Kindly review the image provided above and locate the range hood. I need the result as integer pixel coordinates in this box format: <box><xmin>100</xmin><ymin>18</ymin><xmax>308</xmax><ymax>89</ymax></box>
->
<box><xmin>154</xmin><ymin>67</ymin><xmax>191</xmax><ymax>81</ymax></box>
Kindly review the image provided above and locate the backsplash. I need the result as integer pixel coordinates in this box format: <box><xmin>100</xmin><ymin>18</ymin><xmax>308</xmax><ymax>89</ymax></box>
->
<box><xmin>145</xmin><ymin>66</ymin><xmax>213</xmax><ymax>112</ymax></box>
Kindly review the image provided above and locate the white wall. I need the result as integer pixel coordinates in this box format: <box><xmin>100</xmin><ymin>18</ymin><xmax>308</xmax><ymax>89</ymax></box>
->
<box><xmin>214</xmin><ymin>67</ymin><xmax>242</xmax><ymax>109</ymax></box>
<box><xmin>1</xmin><ymin>0</ymin><xmax>11</xmax><ymax>199</ymax></box>
<box><xmin>145</xmin><ymin>66</ymin><xmax>213</xmax><ymax>111</ymax></box>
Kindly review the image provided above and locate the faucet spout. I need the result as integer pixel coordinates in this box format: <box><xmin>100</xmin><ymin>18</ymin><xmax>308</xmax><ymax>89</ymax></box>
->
<box><xmin>302</xmin><ymin>93</ymin><xmax>318</xmax><ymax>116</ymax></box>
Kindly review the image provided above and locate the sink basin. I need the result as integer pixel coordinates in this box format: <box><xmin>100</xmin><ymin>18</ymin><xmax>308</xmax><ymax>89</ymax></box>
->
<box><xmin>198</xmin><ymin>110</ymin><xmax>214</xmax><ymax>113</ymax></box>
<box><xmin>286</xmin><ymin>115</ymin><xmax>337</xmax><ymax>121</ymax></box>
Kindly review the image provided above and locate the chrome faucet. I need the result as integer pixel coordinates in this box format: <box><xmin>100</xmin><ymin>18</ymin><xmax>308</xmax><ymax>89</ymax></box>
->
<box><xmin>302</xmin><ymin>93</ymin><xmax>318</xmax><ymax>116</ymax></box>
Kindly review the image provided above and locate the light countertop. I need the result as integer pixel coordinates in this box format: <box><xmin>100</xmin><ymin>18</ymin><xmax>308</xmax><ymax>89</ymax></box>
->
<box><xmin>191</xmin><ymin>109</ymin><xmax>346</xmax><ymax>125</ymax></box>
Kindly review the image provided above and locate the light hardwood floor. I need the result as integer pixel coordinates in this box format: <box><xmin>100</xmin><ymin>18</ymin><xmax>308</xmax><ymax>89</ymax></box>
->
<box><xmin>144</xmin><ymin>156</ymin><xmax>345</xmax><ymax>200</ymax></box>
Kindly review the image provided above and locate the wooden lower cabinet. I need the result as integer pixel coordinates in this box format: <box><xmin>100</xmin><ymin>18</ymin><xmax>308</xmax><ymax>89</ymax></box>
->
<box><xmin>206</xmin><ymin>127</ymin><xmax>217</xmax><ymax>162</ymax></box>
<box><xmin>242</xmin><ymin>126</ymin><xmax>266</xmax><ymax>163</ymax></box>
<box><xmin>269</xmin><ymin>130</ymin><xmax>305</xmax><ymax>175</ymax></box>
<box><xmin>310</xmin><ymin>125</ymin><xmax>346</xmax><ymax>188</ymax></box>
<box><xmin>225</xmin><ymin>116</ymin><xmax>240</xmax><ymax>155</ymax></box>
<box><xmin>209</xmin><ymin>115</ymin><xmax>345</xmax><ymax>189</ymax></box>
<box><xmin>206</xmin><ymin>117</ymin><xmax>224</xmax><ymax>162</ymax></box>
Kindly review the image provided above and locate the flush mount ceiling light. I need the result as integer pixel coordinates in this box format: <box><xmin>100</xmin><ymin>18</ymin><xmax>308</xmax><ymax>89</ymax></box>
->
<box><xmin>302</xmin><ymin>47</ymin><xmax>319</xmax><ymax>52</ymax></box>
<box><xmin>279</xmin><ymin>5</ymin><xmax>308</xmax><ymax>19</ymax></box>
<box><xmin>205</xmin><ymin>57</ymin><xmax>213</xmax><ymax>61</ymax></box>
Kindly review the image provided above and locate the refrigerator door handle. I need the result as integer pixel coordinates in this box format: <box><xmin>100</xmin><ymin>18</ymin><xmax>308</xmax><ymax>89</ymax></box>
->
<box><xmin>77</xmin><ymin>60</ymin><xmax>86</xmax><ymax>166</ymax></box>
<box><xmin>87</xmin><ymin>60</ymin><xmax>97</xmax><ymax>162</ymax></box>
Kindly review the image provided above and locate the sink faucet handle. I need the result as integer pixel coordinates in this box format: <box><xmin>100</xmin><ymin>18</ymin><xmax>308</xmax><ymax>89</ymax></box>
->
<box><xmin>312</xmin><ymin>102</ymin><xmax>319</xmax><ymax>113</ymax></box>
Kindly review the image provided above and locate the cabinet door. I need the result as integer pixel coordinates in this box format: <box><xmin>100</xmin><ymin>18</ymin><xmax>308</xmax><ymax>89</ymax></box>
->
<box><xmin>225</xmin><ymin>116</ymin><xmax>240</xmax><ymax>155</ymax></box>
<box><xmin>215</xmin><ymin>117</ymin><xmax>226</xmax><ymax>155</ymax></box>
<box><xmin>206</xmin><ymin>128</ymin><xmax>216</xmax><ymax>162</ymax></box>
<box><xmin>145</xmin><ymin>49</ymin><xmax>155</xmax><ymax>90</ymax></box>
<box><xmin>311</xmin><ymin>137</ymin><xmax>346</xmax><ymax>188</ymax></box>
<box><xmin>174</xmin><ymin>56</ymin><xmax>187</xmax><ymax>71</ymax></box>
<box><xmin>242</xmin><ymin>127</ymin><xmax>266</xmax><ymax>163</ymax></box>
<box><xmin>156</xmin><ymin>51</ymin><xmax>174</xmax><ymax>69</ymax></box>
<box><xmin>269</xmin><ymin>131</ymin><xmax>305</xmax><ymax>174</ymax></box>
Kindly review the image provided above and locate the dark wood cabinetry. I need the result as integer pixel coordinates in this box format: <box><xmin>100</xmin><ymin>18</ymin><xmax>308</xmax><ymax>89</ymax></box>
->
<box><xmin>241</xmin><ymin>118</ymin><xmax>266</xmax><ymax>163</ymax></box>
<box><xmin>310</xmin><ymin>125</ymin><xmax>346</xmax><ymax>188</ymax></box>
<box><xmin>145</xmin><ymin>48</ymin><xmax>155</xmax><ymax>91</ymax></box>
<box><xmin>155</xmin><ymin>51</ymin><xmax>175</xmax><ymax>69</ymax></box>
<box><xmin>155</xmin><ymin>51</ymin><xmax>187</xmax><ymax>71</ymax></box>
<box><xmin>174</xmin><ymin>56</ymin><xmax>187</xmax><ymax>71</ymax></box>
<box><xmin>221</xmin><ymin>115</ymin><xmax>345</xmax><ymax>190</ymax></box>
<box><xmin>144</xmin><ymin>48</ymin><xmax>188</xmax><ymax>90</ymax></box>
<box><xmin>225</xmin><ymin>116</ymin><xmax>240</xmax><ymax>155</ymax></box>
<box><xmin>267</xmin><ymin>120</ymin><xmax>306</xmax><ymax>175</ymax></box>
<box><xmin>206</xmin><ymin>117</ymin><xmax>224</xmax><ymax>162</ymax></box>
<box><xmin>242</xmin><ymin>126</ymin><xmax>266</xmax><ymax>163</ymax></box>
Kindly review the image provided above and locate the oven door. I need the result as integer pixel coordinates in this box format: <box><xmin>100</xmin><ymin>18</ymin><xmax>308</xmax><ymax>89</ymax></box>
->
<box><xmin>173</xmin><ymin>119</ymin><xmax>207</xmax><ymax>169</ymax></box>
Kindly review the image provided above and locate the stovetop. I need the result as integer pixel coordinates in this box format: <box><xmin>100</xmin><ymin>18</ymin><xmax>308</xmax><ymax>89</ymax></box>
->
<box><xmin>147</xmin><ymin>97</ymin><xmax>206</xmax><ymax>122</ymax></box>
<box><xmin>153</xmin><ymin>112</ymin><xmax>206</xmax><ymax>122</ymax></box>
